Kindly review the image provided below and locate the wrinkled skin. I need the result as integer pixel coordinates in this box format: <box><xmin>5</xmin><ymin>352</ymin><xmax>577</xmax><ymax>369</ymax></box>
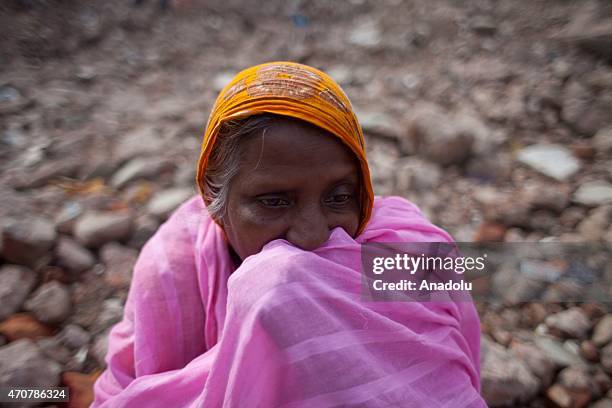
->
<box><xmin>221</xmin><ymin>117</ymin><xmax>361</xmax><ymax>264</ymax></box>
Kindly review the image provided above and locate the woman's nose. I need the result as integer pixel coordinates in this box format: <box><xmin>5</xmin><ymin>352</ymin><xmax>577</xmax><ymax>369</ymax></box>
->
<box><xmin>286</xmin><ymin>205</ymin><xmax>330</xmax><ymax>251</ymax></box>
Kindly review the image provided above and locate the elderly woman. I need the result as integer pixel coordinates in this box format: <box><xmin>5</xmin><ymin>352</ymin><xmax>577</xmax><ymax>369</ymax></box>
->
<box><xmin>92</xmin><ymin>62</ymin><xmax>484</xmax><ymax>407</ymax></box>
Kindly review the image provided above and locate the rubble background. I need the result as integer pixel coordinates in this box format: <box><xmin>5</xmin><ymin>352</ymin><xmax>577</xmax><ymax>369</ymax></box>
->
<box><xmin>1</xmin><ymin>0</ymin><xmax>611</xmax><ymax>406</ymax></box>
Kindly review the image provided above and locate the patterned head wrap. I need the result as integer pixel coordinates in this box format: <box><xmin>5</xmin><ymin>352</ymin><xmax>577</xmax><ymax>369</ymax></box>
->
<box><xmin>196</xmin><ymin>61</ymin><xmax>374</xmax><ymax>234</ymax></box>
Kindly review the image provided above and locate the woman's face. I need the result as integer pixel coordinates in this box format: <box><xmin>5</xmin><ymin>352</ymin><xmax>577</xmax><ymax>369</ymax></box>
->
<box><xmin>221</xmin><ymin>117</ymin><xmax>361</xmax><ymax>261</ymax></box>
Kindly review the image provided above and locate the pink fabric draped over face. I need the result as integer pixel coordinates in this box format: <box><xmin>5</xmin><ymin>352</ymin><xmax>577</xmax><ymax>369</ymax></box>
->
<box><xmin>91</xmin><ymin>196</ymin><xmax>484</xmax><ymax>407</ymax></box>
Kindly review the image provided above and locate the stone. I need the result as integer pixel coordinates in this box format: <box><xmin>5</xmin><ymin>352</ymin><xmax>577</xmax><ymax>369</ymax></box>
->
<box><xmin>534</xmin><ymin>336</ymin><xmax>587</xmax><ymax>368</ymax></box>
<box><xmin>99</xmin><ymin>243</ymin><xmax>138</xmax><ymax>290</ymax></box>
<box><xmin>11</xmin><ymin>161</ymin><xmax>80</xmax><ymax>190</ymax></box>
<box><xmin>546</xmin><ymin>384</ymin><xmax>590</xmax><ymax>408</ymax></box>
<box><xmin>37</xmin><ymin>336</ymin><xmax>72</xmax><ymax>365</ymax></box>
<box><xmin>73</xmin><ymin>211</ymin><xmax>134</xmax><ymax>248</ymax></box>
<box><xmin>0</xmin><ymin>339</ymin><xmax>62</xmax><ymax>392</ymax></box>
<box><xmin>573</xmin><ymin>181</ymin><xmax>612</xmax><ymax>206</ymax></box>
<box><xmin>522</xmin><ymin>182</ymin><xmax>571</xmax><ymax>213</ymax></box>
<box><xmin>127</xmin><ymin>214</ymin><xmax>159</xmax><ymax>250</ymax></box>
<box><xmin>55</xmin><ymin>236</ymin><xmax>96</xmax><ymax>274</ymax></box>
<box><xmin>516</xmin><ymin>144</ymin><xmax>580</xmax><ymax>181</ymax></box>
<box><xmin>474</xmin><ymin>222</ymin><xmax>507</xmax><ymax>242</ymax></box>
<box><xmin>594</xmin><ymin>315</ymin><xmax>612</xmax><ymax>347</ymax></box>
<box><xmin>470</xmin><ymin>16</ymin><xmax>497</xmax><ymax>35</ymax></box>
<box><xmin>54</xmin><ymin>201</ymin><xmax>84</xmax><ymax>234</ymax></box>
<box><xmin>562</xmin><ymin>80</ymin><xmax>612</xmax><ymax>136</ymax></box>
<box><xmin>556</xmin><ymin>3</ymin><xmax>612</xmax><ymax>60</ymax></box>
<box><xmin>603</xmin><ymin>343</ymin><xmax>612</xmax><ymax>374</ymax></box>
<box><xmin>24</xmin><ymin>281</ymin><xmax>72</xmax><ymax>325</ymax></box>
<box><xmin>403</xmin><ymin>103</ymin><xmax>474</xmax><ymax>166</ymax></box>
<box><xmin>594</xmin><ymin>127</ymin><xmax>612</xmax><ymax>156</ymax></box>
<box><xmin>545</xmin><ymin>307</ymin><xmax>592</xmax><ymax>339</ymax></box>
<box><xmin>356</xmin><ymin>110</ymin><xmax>398</xmax><ymax>139</ymax></box>
<box><xmin>0</xmin><ymin>265</ymin><xmax>36</xmax><ymax>320</ymax></box>
<box><xmin>570</xmin><ymin>141</ymin><xmax>596</xmax><ymax>160</ymax></box>
<box><xmin>57</xmin><ymin>324</ymin><xmax>91</xmax><ymax>350</ymax></box>
<box><xmin>367</xmin><ymin>140</ymin><xmax>399</xmax><ymax>196</ymax></box>
<box><xmin>146</xmin><ymin>187</ymin><xmax>193</xmax><ymax>220</ymax></box>
<box><xmin>395</xmin><ymin>157</ymin><xmax>442</xmax><ymax>194</ymax></box>
<box><xmin>69</xmin><ymin>272</ymin><xmax>114</xmax><ymax>330</ymax></box>
<box><xmin>0</xmin><ymin>313</ymin><xmax>54</xmax><ymax>341</ymax></box>
<box><xmin>91</xmin><ymin>330</ymin><xmax>110</xmax><ymax>368</ymax></box>
<box><xmin>481</xmin><ymin>337</ymin><xmax>540</xmax><ymax>406</ymax></box>
<box><xmin>110</xmin><ymin>157</ymin><xmax>173</xmax><ymax>189</ymax></box>
<box><xmin>1</xmin><ymin>216</ymin><xmax>57</xmax><ymax>269</ymax></box>
<box><xmin>492</xmin><ymin>263</ymin><xmax>545</xmax><ymax>305</ymax></box>
<box><xmin>558</xmin><ymin>366</ymin><xmax>591</xmax><ymax>392</ymax></box>
<box><xmin>114</xmin><ymin>125</ymin><xmax>168</xmax><ymax>164</ymax></box>
<box><xmin>591</xmin><ymin>399</ymin><xmax>612</xmax><ymax>408</ymax></box>
<box><xmin>577</xmin><ymin>206</ymin><xmax>612</xmax><ymax>241</ymax></box>
<box><xmin>580</xmin><ymin>340</ymin><xmax>600</xmax><ymax>362</ymax></box>
<box><xmin>348</xmin><ymin>21</ymin><xmax>382</xmax><ymax>48</ymax></box>
<box><xmin>510</xmin><ymin>341</ymin><xmax>556</xmax><ymax>387</ymax></box>
<box><xmin>212</xmin><ymin>71</ymin><xmax>236</xmax><ymax>93</ymax></box>
<box><xmin>91</xmin><ymin>298</ymin><xmax>124</xmax><ymax>334</ymax></box>
<box><xmin>61</xmin><ymin>371</ymin><xmax>101</xmax><ymax>408</ymax></box>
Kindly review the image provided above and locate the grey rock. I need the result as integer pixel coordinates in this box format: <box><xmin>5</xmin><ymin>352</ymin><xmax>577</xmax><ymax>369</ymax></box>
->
<box><xmin>91</xmin><ymin>330</ymin><xmax>110</xmax><ymax>368</ymax></box>
<box><xmin>0</xmin><ymin>265</ymin><xmax>36</xmax><ymax>320</ymax></box>
<box><xmin>573</xmin><ymin>181</ymin><xmax>612</xmax><ymax>206</ymax></box>
<box><xmin>356</xmin><ymin>110</ymin><xmax>398</xmax><ymax>139</ymax></box>
<box><xmin>577</xmin><ymin>205</ymin><xmax>612</xmax><ymax>241</ymax></box>
<box><xmin>395</xmin><ymin>157</ymin><xmax>442</xmax><ymax>193</ymax></box>
<box><xmin>212</xmin><ymin>71</ymin><xmax>236</xmax><ymax>93</ymax></box>
<box><xmin>57</xmin><ymin>324</ymin><xmax>91</xmax><ymax>350</ymax></box>
<box><xmin>348</xmin><ymin>21</ymin><xmax>382</xmax><ymax>48</ymax></box>
<box><xmin>37</xmin><ymin>336</ymin><xmax>72</xmax><ymax>365</ymax></box>
<box><xmin>545</xmin><ymin>307</ymin><xmax>592</xmax><ymax>339</ymax></box>
<box><xmin>403</xmin><ymin>103</ymin><xmax>474</xmax><ymax>166</ymax></box>
<box><xmin>0</xmin><ymin>339</ymin><xmax>62</xmax><ymax>391</ymax></box>
<box><xmin>591</xmin><ymin>398</ymin><xmax>612</xmax><ymax>408</ymax></box>
<box><xmin>481</xmin><ymin>337</ymin><xmax>540</xmax><ymax>407</ymax></box>
<box><xmin>100</xmin><ymin>243</ymin><xmax>138</xmax><ymax>290</ymax></box>
<box><xmin>1</xmin><ymin>217</ymin><xmax>57</xmax><ymax>268</ymax></box>
<box><xmin>114</xmin><ymin>125</ymin><xmax>168</xmax><ymax>164</ymax></box>
<box><xmin>510</xmin><ymin>341</ymin><xmax>556</xmax><ymax>387</ymax></box>
<box><xmin>603</xmin><ymin>343</ymin><xmax>612</xmax><ymax>374</ymax></box>
<box><xmin>127</xmin><ymin>214</ymin><xmax>159</xmax><ymax>250</ymax></box>
<box><xmin>147</xmin><ymin>187</ymin><xmax>193</xmax><ymax>220</ymax></box>
<box><xmin>594</xmin><ymin>127</ymin><xmax>612</xmax><ymax>156</ymax></box>
<box><xmin>556</xmin><ymin>2</ymin><xmax>612</xmax><ymax>60</ymax></box>
<box><xmin>54</xmin><ymin>201</ymin><xmax>84</xmax><ymax>235</ymax></box>
<box><xmin>91</xmin><ymin>298</ymin><xmax>124</xmax><ymax>334</ymax></box>
<box><xmin>24</xmin><ymin>281</ymin><xmax>72</xmax><ymax>325</ymax></box>
<box><xmin>533</xmin><ymin>336</ymin><xmax>587</xmax><ymax>368</ymax></box>
<box><xmin>470</xmin><ymin>16</ymin><xmax>497</xmax><ymax>36</ymax></box>
<box><xmin>593</xmin><ymin>315</ymin><xmax>612</xmax><ymax>347</ymax></box>
<box><xmin>558</xmin><ymin>366</ymin><xmax>591</xmax><ymax>391</ymax></box>
<box><xmin>110</xmin><ymin>157</ymin><xmax>173</xmax><ymax>189</ymax></box>
<box><xmin>73</xmin><ymin>211</ymin><xmax>134</xmax><ymax>248</ymax></box>
<box><xmin>55</xmin><ymin>236</ymin><xmax>96</xmax><ymax>273</ymax></box>
<box><xmin>562</xmin><ymin>80</ymin><xmax>612</xmax><ymax>136</ymax></box>
<box><xmin>516</xmin><ymin>144</ymin><xmax>580</xmax><ymax>181</ymax></box>
<box><xmin>366</xmin><ymin>140</ymin><xmax>399</xmax><ymax>196</ymax></box>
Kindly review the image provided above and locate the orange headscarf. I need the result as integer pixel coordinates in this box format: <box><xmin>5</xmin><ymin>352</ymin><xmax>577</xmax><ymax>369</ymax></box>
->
<box><xmin>196</xmin><ymin>61</ymin><xmax>374</xmax><ymax>235</ymax></box>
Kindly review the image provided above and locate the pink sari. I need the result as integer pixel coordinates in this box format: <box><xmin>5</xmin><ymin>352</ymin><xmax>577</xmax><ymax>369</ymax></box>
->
<box><xmin>91</xmin><ymin>195</ymin><xmax>484</xmax><ymax>407</ymax></box>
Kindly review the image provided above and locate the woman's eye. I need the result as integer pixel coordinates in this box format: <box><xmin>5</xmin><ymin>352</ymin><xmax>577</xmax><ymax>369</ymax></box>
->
<box><xmin>325</xmin><ymin>194</ymin><xmax>352</xmax><ymax>204</ymax></box>
<box><xmin>259</xmin><ymin>197</ymin><xmax>290</xmax><ymax>207</ymax></box>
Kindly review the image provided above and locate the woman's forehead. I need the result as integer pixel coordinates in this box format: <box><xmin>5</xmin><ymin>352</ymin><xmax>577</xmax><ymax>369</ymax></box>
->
<box><xmin>240</xmin><ymin>117</ymin><xmax>358</xmax><ymax>170</ymax></box>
